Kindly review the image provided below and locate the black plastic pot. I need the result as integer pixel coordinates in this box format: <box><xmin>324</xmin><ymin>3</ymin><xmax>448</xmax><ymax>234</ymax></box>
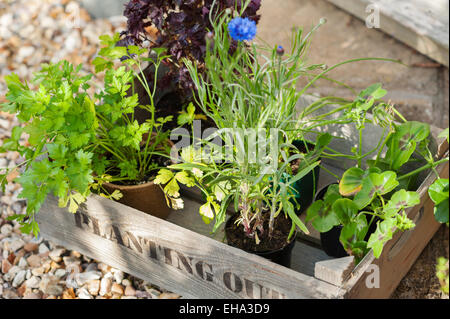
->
<box><xmin>289</xmin><ymin>140</ymin><xmax>321</xmax><ymax>215</ymax></box>
<box><xmin>316</xmin><ymin>183</ymin><xmax>379</xmax><ymax>258</ymax></box>
<box><xmin>225</xmin><ymin>215</ymin><xmax>297</xmax><ymax>268</ymax></box>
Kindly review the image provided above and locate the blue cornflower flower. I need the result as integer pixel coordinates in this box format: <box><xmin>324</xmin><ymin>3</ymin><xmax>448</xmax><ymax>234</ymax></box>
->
<box><xmin>228</xmin><ymin>17</ymin><xmax>257</xmax><ymax>42</ymax></box>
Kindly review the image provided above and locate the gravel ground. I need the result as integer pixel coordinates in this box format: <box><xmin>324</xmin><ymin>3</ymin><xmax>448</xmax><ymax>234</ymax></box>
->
<box><xmin>1</xmin><ymin>0</ymin><xmax>448</xmax><ymax>300</ymax></box>
<box><xmin>0</xmin><ymin>0</ymin><xmax>180</xmax><ymax>300</ymax></box>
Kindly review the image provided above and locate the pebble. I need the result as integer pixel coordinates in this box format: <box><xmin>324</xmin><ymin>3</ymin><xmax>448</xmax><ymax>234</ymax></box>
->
<box><xmin>38</xmin><ymin>243</ymin><xmax>50</xmax><ymax>254</ymax></box>
<box><xmin>49</xmin><ymin>248</ymin><xmax>65</xmax><ymax>262</ymax></box>
<box><xmin>62</xmin><ymin>256</ymin><xmax>81</xmax><ymax>267</ymax></box>
<box><xmin>0</xmin><ymin>224</ymin><xmax>12</xmax><ymax>236</ymax></box>
<box><xmin>124</xmin><ymin>284</ymin><xmax>136</xmax><ymax>297</ymax></box>
<box><xmin>87</xmin><ymin>279</ymin><xmax>100</xmax><ymax>296</ymax></box>
<box><xmin>122</xmin><ymin>278</ymin><xmax>132</xmax><ymax>287</ymax></box>
<box><xmin>12</xmin><ymin>270</ymin><xmax>26</xmax><ymax>288</ymax></box>
<box><xmin>39</xmin><ymin>274</ymin><xmax>63</xmax><ymax>296</ymax></box>
<box><xmin>0</xmin><ymin>0</ymin><xmax>170</xmax><ymax>300</ymax></box>
<box><xmin>111</xmin><ymin>283</ymin><xmax>124</xmax><ymax>296</ymax></box>
<box><xmin>8</xmin><ymin>238</ymin><xmax>25</xmax><ymax>252</ymax></box>
<box><xmin>24</xmin><ymin>276</ymin><xmax>40</xmax><ymax>289</ymax></box>
<box><xmin>23</xmin><ymin>242</ymin><xmax>39</xmax><ymax>253</ymax></box>
<box><xmin>84</xmin><ymin>263</ymin><xmax>98</xmax><ymax>272</ymax></box>
<box><xmin>17</xmin><ymin>46</ymin><xmax>35</xmax><ymax>63</ymax></box>
<box><xmin>62</xmin><ymin>288</ymin><xmax>76</xmax><ymax>299</ymax></box>
<box><xmin>6</xmin><ymin>265</ymin><xmax>22</xmax><ymax>281</ymax></box>
<box><xmin>18</xmin><ymin>257</ymin><xmax>28</xmax><ymax>268</ymax></box>
<box><xmin>2</xmin><ymin>288</ymin><xmax>19</xmax><ymax>299</ymax></box>
<box><xmin>99</xmin><ymin>277</ymin><xmax>112</xmax><ymax>296</ymax></box>
<box><xmin>77</xmin><ymin>287</ymin><xmax>93</xmax><ymax>299</ymax></box>
<box><xmin>1</xmin><ymin>259</ymin><xmax>12</xmax><ymax>274</ymax></box>
<box><xmin>75</xmin><ymin>271</ymin><xmax>102</xmax><ymax>286</ymax></box>
<box><xmin>113</xmin><ymin>269</ymin><xmax>124</xmax><ymax>283</ymax></box>
<box><xmin>54</xmin><ymin>268</ymin><xmax>67</xmax><ymax>279</ymax></box>
<box><xmin>31</xmin><ymin>266</ymin><xmax>45</xmax><ymax>277</ymax></box>
<box><xmin>146</xmin><ymin>287</ymin><xmax>161</xmax><ymax>299</ymax></box>
<box><xmin>26</xmin><ymin>255</ymin><xmax>42</xmax><ymax>268</ymax></box>
<box><xmin>23</xmin><ymin>292</ymin><xmax>41</xmax><ymax>299</ymax></box>
<box><xmin>159</xmin><ymin>292</ymin><xmax>181</xmax><ymax>299</ymax></box>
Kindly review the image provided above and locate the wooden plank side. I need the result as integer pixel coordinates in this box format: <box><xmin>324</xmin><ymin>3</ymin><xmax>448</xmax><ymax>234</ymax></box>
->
<box><xmin>341</xmin><ymin>159</ymin><xmax>449</xmax><ymax>298</ymax></box>
<box><xmin>37</xmin><ymin>194</ymin><xmax>343</xmax><ymax>299</ymax></box>
<box><xmin>315</xmin><ymin>257</ymin><xmax>355</xmax><ymax>287</ymax></box>
<box><xmin>325</xmin><ymin>0</ymin><xmax>449</xmax><ymax>66</ymax></box>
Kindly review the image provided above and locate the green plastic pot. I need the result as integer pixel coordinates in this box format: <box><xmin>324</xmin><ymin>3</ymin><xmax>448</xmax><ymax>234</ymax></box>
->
<box><xmin>287</xmin><ymin>140</ymin><xmax>321</xmax><ymax>215</ymax></box>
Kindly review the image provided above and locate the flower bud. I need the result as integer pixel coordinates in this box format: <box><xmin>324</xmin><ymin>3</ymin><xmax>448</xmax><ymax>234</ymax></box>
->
<box><xmin>276</xmin><ymin>45</ymin><xmax>285</xmax><ymax>56</ymax></box>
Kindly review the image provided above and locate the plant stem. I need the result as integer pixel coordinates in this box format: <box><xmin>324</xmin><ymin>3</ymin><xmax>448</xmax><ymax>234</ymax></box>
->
<box><xmin>397</xmin><ymin>158</ymin><xmax>449</xmax><ymax>181</ymax></box>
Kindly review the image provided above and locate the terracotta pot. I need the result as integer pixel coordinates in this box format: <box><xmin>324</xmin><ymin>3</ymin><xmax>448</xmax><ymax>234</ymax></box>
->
<box><xmin>102</xmin><ymin>135</ymin><xmax>175</xmax><ymax>220</ymax></box>
<box><xmin>102</xmin><ymin>181</ymin><xmax>169</xmax><ymax>219</ymax></box>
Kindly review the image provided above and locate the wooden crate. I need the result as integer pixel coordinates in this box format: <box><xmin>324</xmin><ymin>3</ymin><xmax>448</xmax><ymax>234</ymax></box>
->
<box><xmin>36</xmin><ymin>99</ymin><xmax>449</xmax><ymax>299</ymax></box>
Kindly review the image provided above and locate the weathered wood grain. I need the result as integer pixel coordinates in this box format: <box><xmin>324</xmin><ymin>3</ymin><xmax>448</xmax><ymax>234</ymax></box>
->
<box><xmin>325</xmin><ymin>0</ymin><xmax>449</xmax><ymax>66</ymax></box>
<box><xmin>315</xmin><ymin>257</ymin><xmax>355</xmax><ymax>287</ymax></box>
<box><xmin>37</xmin><ymin>194</ymin><xmax>343</xmax><ymax>299</ymax></box>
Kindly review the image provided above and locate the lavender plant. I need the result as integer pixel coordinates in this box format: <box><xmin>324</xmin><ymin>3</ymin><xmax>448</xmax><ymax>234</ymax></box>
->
<box><xmin>155</xmin><ymin>3</ymin><xmax>391</xmax><ymax>243</ymax></box>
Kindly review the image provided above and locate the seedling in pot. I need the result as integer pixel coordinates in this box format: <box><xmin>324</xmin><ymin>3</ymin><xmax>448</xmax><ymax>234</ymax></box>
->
<box><xmin>306</xmin><ymin>85</ymin><xmax>449</xmax><ymax>263</ymax></box>
<box><xmin>0</xmin><ymin>34</ymin><xmax>176</xmax><ymax>235</ymax></box>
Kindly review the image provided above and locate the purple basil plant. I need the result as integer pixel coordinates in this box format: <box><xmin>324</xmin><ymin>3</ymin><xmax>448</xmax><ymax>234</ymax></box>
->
<box><xmin>121</xmin><ymin>0</ymin><xmax>262</xmax><ymax>101</ymax></box>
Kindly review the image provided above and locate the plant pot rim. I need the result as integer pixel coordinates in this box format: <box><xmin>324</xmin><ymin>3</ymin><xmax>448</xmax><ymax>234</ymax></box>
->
<box><xmin>103</xmin><ymin>135</ymin><xmax>175</xmax><ymax>190</ymax></box>
<box><xmin>103</xmin><ymin>179</ymin><xmax>158</xmax><ymax>190</ymax></box>
<box><xmin>315</xmin><ymin>182</ymin><xmax>339</xmax><ymax>201</ymax></box>
<box><xmin>225</xmin><ymin>213</ymin><xmax>298</xmax><ymax>255</ymax></box>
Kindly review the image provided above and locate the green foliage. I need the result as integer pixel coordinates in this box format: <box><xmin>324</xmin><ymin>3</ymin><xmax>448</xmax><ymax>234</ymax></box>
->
<box><xmin>305</xmin><ymin>184</ymin><xmax>341</xmax><ymax>232</ymax></box>
<box><xmin>436</xmin><ymin>257</ymin><xmax>449</xmax><ymax>295</ymax></box>
<box><xmin>383</xmin><ymin>121</ymin><xmax>430</xmax><ymax>171</ymax></box>
<box><xmin>0</xmin><ymin>34</ymin><xmax>171</xmax><ymax>236</ymax></box>
<box><xmin>308</xmin><ymin>167</ymin><xmax>420</xmax><ymax>263</ymax></box>
<box><xmin>155</xmin><ymin>13</ymin><xmax>336</xmax><ymax>241</ymax></box>
<box><xmin>429</xmin><ymin>178</ymin><xmax>449</xmax><ymax>224</ymax></box>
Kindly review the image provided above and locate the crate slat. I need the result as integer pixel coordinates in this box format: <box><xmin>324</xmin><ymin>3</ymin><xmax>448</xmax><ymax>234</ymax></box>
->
<box><xmin>37</xmin><ymin>195</ymin><xmax>343</xmax><ymax>299</ymax></box>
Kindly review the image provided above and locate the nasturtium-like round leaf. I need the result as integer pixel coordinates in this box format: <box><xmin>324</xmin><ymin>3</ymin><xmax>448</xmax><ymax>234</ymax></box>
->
<box><xmin>339</xmin><ymin>167</ymin><xmax>365</xmax><ymax>196</ymax></box>
<box><xmin>384</xmin><ymin>189</ymin><xmax>421</xmax><ymax>217</ymax></box>
<box><xmin>428</xmin><ymin>179</ymin><xmax>449</xmax><ymax>206</ymax></box>
<box><xmin>339</xmin><ymin>216</ymin><xmax>368</xmax><ymax>255</ymax></box>
<box><xmin>163</xmin><ymin>178</ymin><xmax>180</xmax><ymax>198</ymax></box>
<box><xmin>353</xmin><ymin>171</ymin><xmax>398</xmax><ymax>210</ymax></box>
<box><xmin>369</xmin><ymin>171</ymin><xmax>399</xmax><ymax>195</ymax></box>
<box><xmin>434</xmin><ymin>200</ymin><xmax>449</xmax><ymax>224</ymax></box>
<box><xmin>367</xmin><ymin>217</ymin><xmax>396</xmax><ymax>258</ymax></box>
<box><xmin>332</xmin><ymin>198</ymin><xmax>359</xmax><ymax>225</ymax></box>
<box><xmin>385</xmin><ymin>121</ymin><xmax>430</xmax><ymax>171</ymax></box>
<box><xmin>305</xmin><ymin>200</ymin><xmax>340</xmax><ymax>233</ymax></box>
<box><xmin>339</xmin><ymin>167</ymin><xmax>381</xmax><ymax>197</ymax></box>
<box><xmin>323</xmin><ymin>184</ymin><xmax>342</xmax><ymax>204</ymax></box>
